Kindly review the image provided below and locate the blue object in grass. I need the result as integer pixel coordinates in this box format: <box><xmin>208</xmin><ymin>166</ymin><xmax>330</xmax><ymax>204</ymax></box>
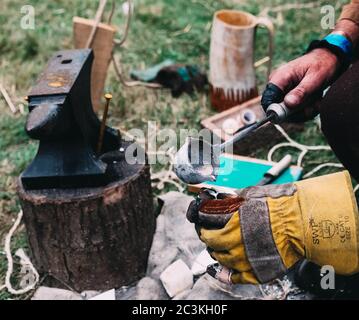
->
<box><xmin>204</xmin><ymin>156</ymin><xmax>303</xmax><ymax>190</ymax></box>
<box><xmin>130</xmin><ymin>59</ymin><xmax>174</xmax><ymax>82</ymax></box>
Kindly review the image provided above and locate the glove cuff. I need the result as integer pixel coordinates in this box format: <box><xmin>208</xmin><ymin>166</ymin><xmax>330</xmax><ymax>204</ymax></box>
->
<box><xmin>265</xmin><ymin>171</ymin><xmax>359</xmax><ymax>279</ymax></box>
<box><xmin>296</xmin><ymin>171</ymin><xmax>359</xmax><ymax>275</ymax></box>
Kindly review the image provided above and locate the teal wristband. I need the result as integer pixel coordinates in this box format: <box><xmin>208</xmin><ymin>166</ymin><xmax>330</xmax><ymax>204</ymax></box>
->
<box><xmin>323</xmin><ymin>34</ymin><xmax>353</xmax><ymax>59</ymax></box>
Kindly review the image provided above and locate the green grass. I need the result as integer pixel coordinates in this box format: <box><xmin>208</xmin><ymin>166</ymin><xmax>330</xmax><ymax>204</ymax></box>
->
<box><xmin>0</xmin><ymin>0</ymin><xmax>349</xmax><ymax>299</ymax></box>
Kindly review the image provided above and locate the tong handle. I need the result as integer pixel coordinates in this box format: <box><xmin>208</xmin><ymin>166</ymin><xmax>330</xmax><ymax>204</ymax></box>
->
<box><xmin>266</xmin><ymin>102</ymin><xmax>293</xmax><ymax>124</ymax></box>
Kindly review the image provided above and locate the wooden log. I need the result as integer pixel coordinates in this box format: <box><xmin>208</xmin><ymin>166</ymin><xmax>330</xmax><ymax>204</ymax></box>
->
<box><xmin>17</xmin><ymin>147</ymin><xmax>155</xmax><ymax>292</ymax></box>
<box><xmin>73</xmin><ymin>17</ymin><xmax>116</xmax><ymax>112</ymax></box>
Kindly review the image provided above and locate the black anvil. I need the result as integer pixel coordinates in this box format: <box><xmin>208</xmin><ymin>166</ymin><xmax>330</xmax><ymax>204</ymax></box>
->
<box><xmin>21</xmin><ymin>49</ymin><xmax>122</xmax><ymax>190</ymax></box>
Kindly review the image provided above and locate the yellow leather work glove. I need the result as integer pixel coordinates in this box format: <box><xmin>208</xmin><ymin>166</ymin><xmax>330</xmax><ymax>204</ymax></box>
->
<box><xmin>186</xmin><ymin>171</ymin><xmax>359</xmax><ymax>284</ymax></box>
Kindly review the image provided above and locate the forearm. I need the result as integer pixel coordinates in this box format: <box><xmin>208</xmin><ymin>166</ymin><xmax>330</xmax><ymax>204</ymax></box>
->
<box><xmin>333</xmin><ymin>20</ymin><xmax>359</xmax><ymax>48</ymax></box>
<box><xmin>339</xmin><ymin>0</ymin><xmax>359</xmax><ymax>27</ymax></box>
<box><xmin>336</xmin><ymin>1</ymin><xmax>359</xmax><ymax>52</ymax></box>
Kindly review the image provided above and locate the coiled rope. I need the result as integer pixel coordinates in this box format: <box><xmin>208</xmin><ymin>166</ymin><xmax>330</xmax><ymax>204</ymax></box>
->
<box><xmin>268</xmin><ymin>124</ymin><xmax>355</xmax><ymax>184</ymax></box>
<box><xmin>0</xmin><ymin>210</ymin><xmax>39</xmax><ymax>295</ymax></box>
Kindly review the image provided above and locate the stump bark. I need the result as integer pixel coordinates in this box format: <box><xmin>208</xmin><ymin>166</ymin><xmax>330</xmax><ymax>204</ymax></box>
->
<box><xmin>17</xmin><ymin>150</ymin><xmax>155</xmax><ymax>292</ymax></box>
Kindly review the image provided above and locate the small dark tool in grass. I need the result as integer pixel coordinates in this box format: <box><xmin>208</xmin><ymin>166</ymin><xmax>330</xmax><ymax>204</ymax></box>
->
<box><xmin>174</xmin><ymin>102</ymin><xmax>296</xmax><ymax>185</ymax></box>
<box><xmin>131</xmin><ymin>62</ymin><xmax>208</xmax><ymax>98</ymax></box>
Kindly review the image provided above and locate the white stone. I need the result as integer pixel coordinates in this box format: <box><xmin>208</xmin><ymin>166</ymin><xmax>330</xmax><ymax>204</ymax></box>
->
<box><xmin>89</xmin><ymin>289</ymin><xmax>116</xmax><ymax>300</ymax></box>
<box><xmin>81</xmin><ymin>291</ymin><xmax>100</xmax><ymax>299</ymax></box>
<box><xmin>191</xmin><ymin>249</ymin><xmax>216</xmax><ymax>276</ymax></box>
<box><xmin>172</xmin><ymin>289</ymin><xmax>192</xmax><ymax>300</ymax></box>
<box><xmin>160</xmin><ymin>259</ymin><xmax>193</xmax><ymax>298</ymax></box>
<box><xmin>31</xmin><ymin>287</ymin><xmax>82</xmax><ymax>300</ymax></box>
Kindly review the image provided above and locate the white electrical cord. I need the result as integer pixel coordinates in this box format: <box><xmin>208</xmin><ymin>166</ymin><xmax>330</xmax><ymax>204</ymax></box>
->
<box><xmin>268</xmin><ymin>125</ymin><xmax>332</xmax><ymax>164</ymax></box>
<box><xmin>268</xmin><ymin>125</ymin><xmax>359</xmax><ymax>188</ymax></box>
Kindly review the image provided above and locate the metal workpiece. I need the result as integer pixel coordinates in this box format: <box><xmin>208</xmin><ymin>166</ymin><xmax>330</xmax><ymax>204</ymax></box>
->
<box><xmin>174</xmin><ymin>101</ymin><xmax>294</xmax><ymax>185</ymax></box>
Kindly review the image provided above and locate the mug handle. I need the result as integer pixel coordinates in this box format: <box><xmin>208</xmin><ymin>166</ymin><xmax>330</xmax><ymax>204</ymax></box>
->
<box><xmin>255</xmin><ymin>17</ymin><xmax>275</xmax><ymax>82</ymax></box>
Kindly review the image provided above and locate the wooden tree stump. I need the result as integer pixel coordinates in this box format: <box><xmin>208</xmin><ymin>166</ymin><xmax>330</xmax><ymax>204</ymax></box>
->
<box><xmin>17</xmin><ymin>147</ymin><xmax>155</xmax><ymax>292</ymax></box>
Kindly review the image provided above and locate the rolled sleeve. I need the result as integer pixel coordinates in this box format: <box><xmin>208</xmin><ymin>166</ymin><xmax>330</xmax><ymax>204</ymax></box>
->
<box><xmin>340</xmin><ymin>1</ymin><xmax>359</xmax><ymax>25</ymax></box>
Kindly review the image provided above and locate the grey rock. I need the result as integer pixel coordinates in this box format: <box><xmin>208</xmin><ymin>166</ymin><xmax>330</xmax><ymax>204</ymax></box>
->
<box><xmin>172</xmin><ymin>289</ymin><xmax>192</xmax><ymax>300</ymax></box>
<box><xmin>157</xmin><ymin>192</ymin><xmax>205</xmax><ymax>266</ymax></box>
<box><xmin>185</xmin><ymin>274</ymin><xmax>262</xmax><ymax>300</ymax></box>
<box><xmin>147</xmin><ymin>192</ymin><xmax>205</xmax><ymax>278</ymax></box>
<box><xmin>115</xmin><ymin>284</ymin><xmax>137</xmax><ymax>300</ymax></box>
<box><xmin>149</xmin><ymin>248</ymin><xmax>179</xmax><ymax>279</ymax></box>
<box><xmin>135</xmin><ymin>277</ymin><xmax>169</xmax><ymax>300</ymax></box>
<box><xmin>89</xmin><ymin>289</ymin><xmax>116</xmax><ymax>300</ymax></box>
<box><xmin>81</xmin><ymin>290</ymin><xmax>101</xmax><ymax>300</ymax></box>
<box><xmin>31</xmin><ymin>286</ymin><xmax>83</xmax><ymax>300</ymax></box>
<box><xmin>147</xmin><ymin>214</ymin><xmax>179</xmax><ymax>278</ymax></box>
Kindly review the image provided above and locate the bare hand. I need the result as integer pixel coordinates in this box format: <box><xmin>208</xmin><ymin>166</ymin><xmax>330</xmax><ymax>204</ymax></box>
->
<box><xmin>269</xmin><ymin>48</ymin><xmax>341</xmax><ymax>108</ymax></box>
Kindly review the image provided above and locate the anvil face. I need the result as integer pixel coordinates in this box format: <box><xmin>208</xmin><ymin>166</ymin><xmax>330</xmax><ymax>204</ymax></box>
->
<box><xmin>21</xmin><ymin>49</ymin><xmax>121</xmax><ymax>190</ymax></box>
<box><xmin>29</xmin><ymin>50</ymin><xmax>91</xmax><ymax>97</ymax></box>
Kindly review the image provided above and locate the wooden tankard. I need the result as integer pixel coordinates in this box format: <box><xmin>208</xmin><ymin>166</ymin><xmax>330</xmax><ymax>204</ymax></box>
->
<box><xmin>210</xmin><ymin>10</ymin><xmax>274</xmax><ymax>111</ymax></box>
